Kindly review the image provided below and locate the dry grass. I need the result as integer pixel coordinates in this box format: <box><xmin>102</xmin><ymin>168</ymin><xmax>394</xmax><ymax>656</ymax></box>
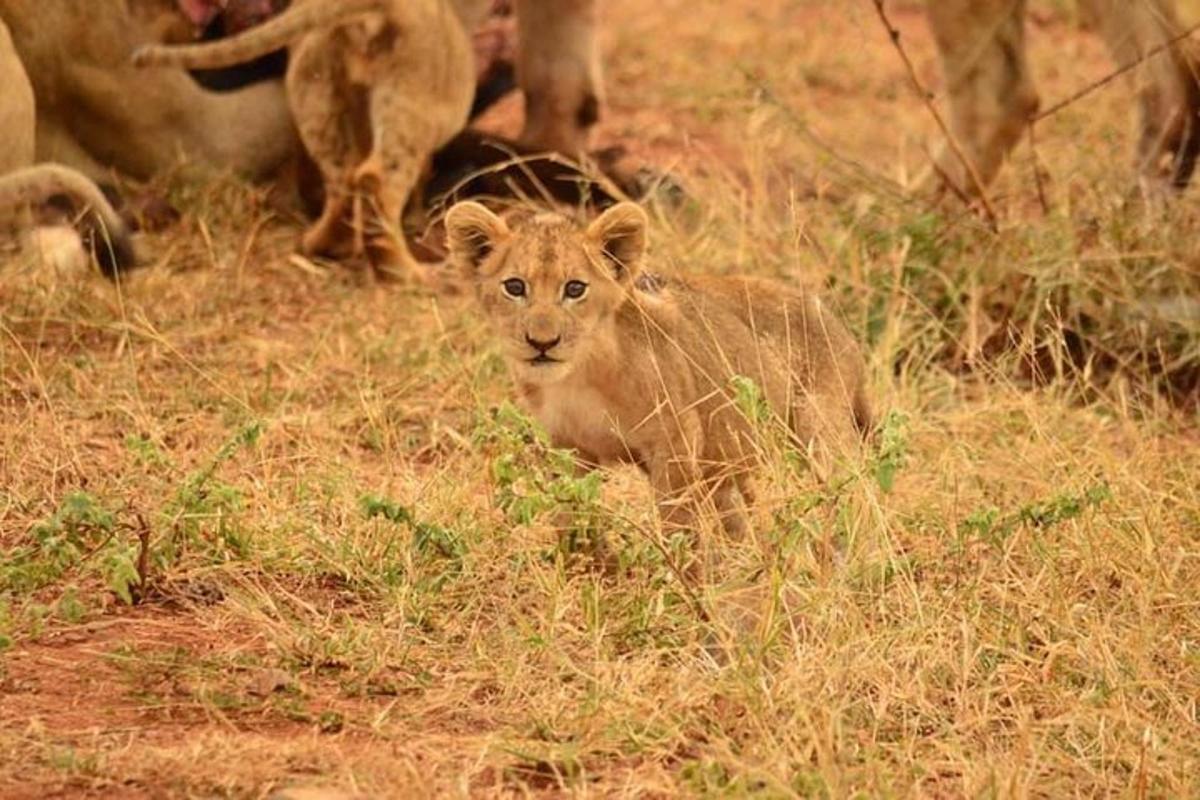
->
<box><xmin>2</xmin><ymin>1</ymin><xmax>1199</xmax><ymax>797</ymax></box>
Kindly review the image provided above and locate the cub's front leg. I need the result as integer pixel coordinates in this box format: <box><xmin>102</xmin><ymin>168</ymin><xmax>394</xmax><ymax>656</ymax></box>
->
<box><xmin>644</xmin><ymin>447</ymin><xmax>706</xmax><ymax>579</ymax></box>
<box><xmin>638</xmin><ymin>405</ymin><xmax>717</xmax><ymax>573</ymax></box>
<box><xmin>542</xmin><ymin>448</ymin><xmax>621</xmax><ymax>571</ymax></box>
<box><xmin>646</xmin><ymin>450</ymin><xmax>703</xmax><ymax>535</ymax></box>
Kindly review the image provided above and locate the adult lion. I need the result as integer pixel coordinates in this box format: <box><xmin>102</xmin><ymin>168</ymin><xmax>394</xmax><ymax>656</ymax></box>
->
<box><xmin>928</xmin><ymin>0</ymin><xmax>1200</xmax><ymax>195</ymax></box>
<box><xmin>0</xmin><ymin>0</ymin><xmax>600</xmax><ymax>187</ymax></box>
<box><xmin>0</xmin><ymin>0</ymin><xmax>298</xmax><ymax>184</ymax></box>
<box><xmin>0</xmin><ymin>15</ymin><xmax>136</xmax><ymax>274</ymax></box>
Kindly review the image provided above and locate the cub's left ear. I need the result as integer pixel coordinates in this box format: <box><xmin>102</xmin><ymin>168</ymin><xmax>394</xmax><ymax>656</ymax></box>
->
<box><xmin>586</xmin><ymin>202</ymin><xmax>647</xmax><ymax>284</ymax></box>
<box><xmin>444</xmin><ymin>201</ymin><xmax>510</xmax><ymax>275</ymax></box>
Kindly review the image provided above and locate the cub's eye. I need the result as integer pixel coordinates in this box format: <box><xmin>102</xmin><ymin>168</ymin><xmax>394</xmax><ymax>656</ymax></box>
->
<box><xmin>502</xmin><ymin>278</ymin><xmax>527</xmax><ymax>298</ymax></box>
<box><xmin>563</xmin><ymin>280</ymin><xmax>588</xmax><ymax>300</ymax></box>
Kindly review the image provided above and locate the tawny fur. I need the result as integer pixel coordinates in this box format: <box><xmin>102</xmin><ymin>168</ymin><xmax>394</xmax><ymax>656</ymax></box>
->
<box><xmin>445</xmin><ymin>201</ymin><xmax>870</xmax><ymax>541</ymax></box>
<box><xmin>0</xmin><ymin>17</ymin><xmax>134</xmax><ymax>275</ymax></box>
<box><xmin>134</xmin><ymin>0</ymin><xmax>489</xmax><ymax>279</ymax></box>
<box><xmin>0</xmin><ymin>0</ymin><xmax>297</xmax><ymax>184</ymax></box>
<box><xmin>928</xmin><ymin>0</ymin><xmax>1200</xmax><ymax>195</ymax></box>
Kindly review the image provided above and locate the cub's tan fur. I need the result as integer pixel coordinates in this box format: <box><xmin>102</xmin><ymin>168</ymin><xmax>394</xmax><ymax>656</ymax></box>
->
<box><xmin>0</xmin><ymin>16</ymin><xmax>134</xmax><ymax>274</ymax></box>
<box><xmin>134</xmin><ymin>0</ymin><xmax>489</xmax><ymax>277</ymax></box>
<box><xmin>929</xmin><ymin>0</ymin><xmax>1200</xmax><ymax>195</ymax></box>
<box><xmin>0</xmin><ymin>0</ymin><xmax>297</xmax><ymax>184</ymax></box>
<box><xmin>445</xmin><ymin>201</ymin><xmax>870</xmax><ymax>540</ymax></box>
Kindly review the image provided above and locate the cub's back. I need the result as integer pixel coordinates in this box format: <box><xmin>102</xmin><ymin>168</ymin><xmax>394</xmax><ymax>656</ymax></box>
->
<box><xmin>633</xmin><ymin>273</ymin><xmax>870</xmax><ymax>433</ymax></box>
<box><xmin>694</xmin><ymin>275</ymin><xmax>861</xmax><ymax>377</ymax></box>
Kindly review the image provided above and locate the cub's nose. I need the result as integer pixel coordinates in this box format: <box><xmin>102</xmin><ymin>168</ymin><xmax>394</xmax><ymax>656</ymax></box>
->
<box><xmin>525</xmin><ymin>334</ymin><xmax>562</xmax><ymax>353</ymax></box>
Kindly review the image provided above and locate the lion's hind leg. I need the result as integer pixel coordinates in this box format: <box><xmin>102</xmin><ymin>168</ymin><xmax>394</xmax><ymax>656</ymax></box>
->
<box><xmin>288</xmin><ymin>38</ymin><xmax>368</xmax><ymax>260</ymax></box>
<box><xmin>355</xmin><ymin>87</ymin><xmax>446</xmax><ymax>282</ymax></box>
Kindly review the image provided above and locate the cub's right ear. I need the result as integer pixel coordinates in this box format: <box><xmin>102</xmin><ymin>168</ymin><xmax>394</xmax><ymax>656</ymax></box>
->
<box><xmin>444</xmin><ymin>202</ymin><xmax>509</xmax><ymax>274</ymax></box>
<box><xmin>586</xmin><ymin>202</ymin><xmax>647</xmax><ymax>284</ymax></box>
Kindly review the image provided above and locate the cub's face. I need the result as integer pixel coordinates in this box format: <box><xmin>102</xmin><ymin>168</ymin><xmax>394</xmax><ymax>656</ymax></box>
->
<box><xmin>445</xmin><ymin>202</ymin><xmax>648</xmax><ymax>384</ymax></box>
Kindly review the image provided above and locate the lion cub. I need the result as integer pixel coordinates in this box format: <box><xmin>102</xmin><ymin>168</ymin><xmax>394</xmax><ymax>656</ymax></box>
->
<box><xmin>445</xmin><ymin>201</ymin><xmax>871</xmax><ymax>538</ymax></box>
<box><xmin>0</xmin><ymin>17</ymin><xmax>134</xmax><ymax>275</ymax></box>
<box><xmin>134</xmin><ymin>0</ymin><xmax>486</xmax><ymax>278</ymax></box>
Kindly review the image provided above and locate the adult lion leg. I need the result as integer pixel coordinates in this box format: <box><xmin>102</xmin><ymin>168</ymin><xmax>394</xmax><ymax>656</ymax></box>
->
<box><xmin>1080</xmin><ymin>0</ymin><xmax>1200</xmax><ymax>191</ymax></box>
<box><xmin>925</xmin><ymin>0</ymin><xmax>1040</xmax><ymax>195</ymax></box>
<box><xmin>514</xmin><ymin>0</ymin><xmax>601</xmax><ymax>155</ymax></box>
<box><xmin>356</xmin><ymin>150</ymin><xmax>425</xmax><ymax>281</ymax></box>
<box><xmin>288</xmin><ymin>39</ymin><xmax>363</xmax><ymax>259</ymax></box>
<box><xmin>354</xmin><ymin>92</ymin><xmax>443</xmax><ymax>281</ymax></box>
